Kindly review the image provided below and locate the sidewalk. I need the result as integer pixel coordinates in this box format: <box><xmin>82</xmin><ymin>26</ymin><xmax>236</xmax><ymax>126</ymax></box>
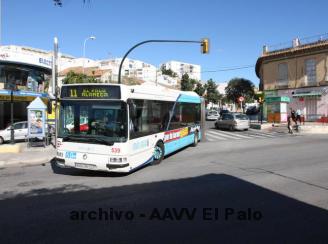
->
<box><xmin>0</xmin><ymin>143</ymin><xmax>56</xmax><ymax>168</ymax></box>
<box><xmin>251</xmin><ymin>121</ymin><xmax>328</xmax><ymax>134</ymax></box>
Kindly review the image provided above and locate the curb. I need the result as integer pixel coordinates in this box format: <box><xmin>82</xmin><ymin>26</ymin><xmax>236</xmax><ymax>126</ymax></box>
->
<box><xmin>1</xmin><ymin>156</ymin><xmax>55</xmax><ymax>168</ymax></box>
<box><xmin>0</xmin><ymin>144</ymin><xmax>23</xmax><ymax>154</ymax></box>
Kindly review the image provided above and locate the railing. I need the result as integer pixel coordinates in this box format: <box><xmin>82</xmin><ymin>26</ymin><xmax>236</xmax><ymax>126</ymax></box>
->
<box><xmin>267</xmin><ymin>33</ymin><xmax>328</xmax><ymax>53</ymax></box>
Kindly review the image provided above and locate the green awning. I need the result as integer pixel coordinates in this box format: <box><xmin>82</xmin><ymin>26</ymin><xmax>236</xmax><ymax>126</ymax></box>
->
<box><xmin>292</xmin><ymin>92</ymin><xmax>321</xmax><ymax>97</ymax></box>
<box><xmin>265</xmin><ymin>96</ymin><xmax>290</xmax><ymax>103</ymax></box>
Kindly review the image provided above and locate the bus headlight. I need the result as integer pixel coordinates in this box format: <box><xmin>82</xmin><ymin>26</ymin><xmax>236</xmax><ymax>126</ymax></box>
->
<box><xmin>110</xmin><ymin>157</ymin><xmax>127</xmax><ymax>163</ymax></box>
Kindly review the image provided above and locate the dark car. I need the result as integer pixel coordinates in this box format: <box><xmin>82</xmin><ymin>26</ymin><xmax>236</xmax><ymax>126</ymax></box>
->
<box><xmin>246</xmin><ymin>106</ymin><xmax>259</xmax><ymax>115</ymax></box>
<box><xmin>219</xmin><ymin>109</ymin><xmax>230</xmax><ymax>117</ymax></box>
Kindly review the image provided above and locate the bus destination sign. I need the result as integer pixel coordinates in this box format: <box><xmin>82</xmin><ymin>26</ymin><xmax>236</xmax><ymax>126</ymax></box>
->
<box><xmin>61</xmin><ymin>85</ymin><xmax>121</xmax><ymax>99</ymax></box>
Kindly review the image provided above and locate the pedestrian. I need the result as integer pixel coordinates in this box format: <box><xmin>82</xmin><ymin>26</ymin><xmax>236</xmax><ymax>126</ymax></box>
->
<box><xmin>291</xmin><ymin>110</ymin><xmax>297</xmax><ymax>124</ymax></box>
<box><xmin>296</xmin><ymin>109</ymin><xmax>302</xmax><ymax>124</ymax></box>
<box><xmin>287</xmin><ymin>115</ymin><xmax>293</xmax><ymax>134</ymax></box>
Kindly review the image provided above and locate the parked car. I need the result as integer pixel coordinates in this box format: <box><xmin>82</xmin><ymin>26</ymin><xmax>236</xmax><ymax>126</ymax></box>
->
<box><xmin>206</xmin><ymin>110</ymin><xmax>220</xmax><ymax>121</ymax></box>
<box><xmin>0</xmin><ymin>121</ymin><xmax>28</xmax><ymax>144</ymax></box>
<box><xmin>246</xmin><ymin>106</ymin><xmax>259</xmax><ymax>115</ymax></box>
<box><xmin>219</xmin><ymin>109</ymin><xmax>230</xmax><ymax>117</ymax></box>
<box><xmin>215</xmin><ymin>113</ymin><xmax>250</xmax><ymax>131</ymax></box>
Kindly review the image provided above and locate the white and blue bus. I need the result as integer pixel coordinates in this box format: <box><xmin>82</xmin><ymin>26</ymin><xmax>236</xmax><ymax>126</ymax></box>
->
<box><xmin>55</xmin><ymin>83</ymin><xmax>203</xmax><ymax>173</ymax></box>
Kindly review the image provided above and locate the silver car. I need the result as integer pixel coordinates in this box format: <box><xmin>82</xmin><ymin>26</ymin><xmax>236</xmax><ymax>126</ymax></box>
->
<box><xmin>206</xmin><ymin>110</ymin><xmax>220</xmax><ymax>121</ymax></box>
<box><xmin>215</xmin><ymin>113</ymin><xmax>250</xmax><ymax>131</ymax></box>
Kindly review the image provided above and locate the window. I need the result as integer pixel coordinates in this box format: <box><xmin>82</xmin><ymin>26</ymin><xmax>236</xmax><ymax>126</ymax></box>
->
<box><xmin>235</xmin><ymin>114</ymin><xmax>248</xmax><ymax>120</ymax></box>
<box><xmin>0</xmin><ymin>64</ymin><xmax>50</xmax><ymax>92</ymax></box>
<box><xmin>14</xmin><ymin>123</ymin><xmax>24</xmax><ymax>130</ymax></box>
<box><xmin>222</xmin><ymin>114</ymin><xmax>233</xmax><ymax>120</ymax></box>
<box><xmin>169</xmin><ymin>102</ymin><xmax>200</xmax><ymax>130</ymax></box>
<box><xmin>129</xmin><ymin>99</ymin><xmax>175</xmax><ymax>139</ymax></box>
<box><xmin>305</xmin><ymin>59</ymin><xmax>316</xmax><ymax>85</ymax></box>
<box><xmin>277</xmin><ymin>63</ymin><xmax>288</xmax><ymax>87</ymax></box>
<box><xmin>59</xmin><ymin>101</ymin><xmax>128</xmax><ymax>143</ymax></box>
<box><xmin>129</xmin><ymin>99</ymin><xmax>200</xmax><ymax>139</ymax></box>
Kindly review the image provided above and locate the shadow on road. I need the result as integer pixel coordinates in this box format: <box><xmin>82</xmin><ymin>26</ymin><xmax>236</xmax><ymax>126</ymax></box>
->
<box><xmin>0</xmin><ymin>174</ymin><xmax>327</xmax><ymax>243</ymax></box>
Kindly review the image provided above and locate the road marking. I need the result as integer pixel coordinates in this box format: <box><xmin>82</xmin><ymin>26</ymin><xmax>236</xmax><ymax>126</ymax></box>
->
<box><xmin>205</xmin><ymin>128</ymin><xmax>288</xmax><ymax>142</ymax></box>
<box><xmin>213</xmin><ymin>129</ymin><xmax>252</xmax><ymax>139</ymax></box>
<box><xmin>205</xmin><ymin>131</ymin><xmax>228</xmax><ymax>141</ymax></box>
<box><xmin>206</xmin><ymin>130</ymin><xmax>243</xmax><ymax>140</ymax></box>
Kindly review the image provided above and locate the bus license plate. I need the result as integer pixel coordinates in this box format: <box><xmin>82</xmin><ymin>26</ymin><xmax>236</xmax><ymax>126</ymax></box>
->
<box><xmin>75</xmin><ymin>163</ymin><xmax>97</xmax><ymax>170</ymax></box>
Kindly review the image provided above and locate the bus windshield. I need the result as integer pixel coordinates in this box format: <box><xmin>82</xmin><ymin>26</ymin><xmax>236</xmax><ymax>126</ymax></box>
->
<box><xmin>59</xmin><ymin>101</ymin><xmax>128</xmax><ymax>144</ymax></box>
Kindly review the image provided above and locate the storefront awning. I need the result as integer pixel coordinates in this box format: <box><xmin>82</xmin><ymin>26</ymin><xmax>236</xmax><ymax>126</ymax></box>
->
<box><xmin>265</xmin><ymin>96</ymin><xmax>290</xmax><ymax>103</ymax></box>
<box><xmin>292</xmin><ymin>92</ymin><xmax>322</xmax><ymax>97</ymax></box>
<box><xmin>0</xmin><ymin>89</ymin><xmax>49</xmax><ymax>102</ymax></box>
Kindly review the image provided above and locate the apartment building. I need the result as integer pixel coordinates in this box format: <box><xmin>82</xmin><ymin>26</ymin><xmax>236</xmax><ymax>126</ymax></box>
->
<box><xmin>256</xmin><ymin>37</ymin><xmax>328</xmax><ymax>122</ymax></box>
<box><xmin>59</xmin><ymin>58</ymin><xmax>157</xmax><ymax>85</ymax></box>
<box><xmin>161</xmin><ymin>60</ymin><xmax>201</xmax><ymax>81</ymax></box>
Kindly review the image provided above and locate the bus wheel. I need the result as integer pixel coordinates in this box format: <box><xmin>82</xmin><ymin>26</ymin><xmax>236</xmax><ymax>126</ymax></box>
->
<box><xmin>152</xmin><ymin>142</ymin><xmax>164</xmax><ymax>165</ymax></box>
<box><xmin>192</xmin><ymin>132</ymin><xmax>199</xmax><ymax>147</ymax></box>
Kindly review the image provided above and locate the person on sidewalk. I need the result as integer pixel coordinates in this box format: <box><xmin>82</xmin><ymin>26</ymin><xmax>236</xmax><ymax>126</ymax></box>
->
<box><xmin>296</xmin><ymin>109</ymin><xmax>302</xmax><ymax>125</ymax></box>
<box><xmin>287</xmin><ymin>115</ymin><xmax>294</xmax><ymax>134</ymax></box>
<box><xmin>291</xmin><ymin>110</ymin><xmax>297</xmax><ymax>124</ymax></box>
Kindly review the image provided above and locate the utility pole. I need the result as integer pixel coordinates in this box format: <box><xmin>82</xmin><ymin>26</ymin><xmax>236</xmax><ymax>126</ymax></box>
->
<box><xmin>53</xmin><ymin>37</ymin><xmax>58</xmax><ymax>148</ymax></box>
<box><xmin>10</xmin><ymin>88</ymin><xmax>14</xmax><ymax>144</ymax></box>
<box><xmin>9</xmin><ymin>80</ymin><xmax>16</xmax><ymax>144</ymax></box>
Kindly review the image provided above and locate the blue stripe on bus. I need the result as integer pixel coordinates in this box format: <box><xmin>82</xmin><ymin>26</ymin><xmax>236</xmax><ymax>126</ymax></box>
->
<box><xmin>164</xmin><ymin>134</ymin><xmax>195</xmax><ymax>156</ymax></box>
<box><xmin>177</xmin><ymin>94</ymin><xmax>201</xmax><ymax>103</ymax></box>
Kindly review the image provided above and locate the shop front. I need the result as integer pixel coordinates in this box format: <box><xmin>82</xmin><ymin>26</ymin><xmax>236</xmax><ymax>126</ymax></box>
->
<box><xmin>0</xmin><ymin>47</ymin><xmax>52</xmax><ymax>129</ymax></box>
<box><xmin>277</xmin><ymin>86</ymin><xmax>328</xmax><ymax>122</ymax></box>
<box><xmin>265</xmin><ymin>96</ymin><xmax>290</xmax><ymax>123</ymax></box>
<box><xmin>0</xmin><ymin>90</ymin><xmax>49</xmax><ymax>129</ymax></box>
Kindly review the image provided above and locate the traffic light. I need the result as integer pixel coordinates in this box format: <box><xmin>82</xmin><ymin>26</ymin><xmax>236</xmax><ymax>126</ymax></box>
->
<box><xmin>201</xmin><ymin>38</ymin><xmax>209</xmax><ymax>54</ymax></box>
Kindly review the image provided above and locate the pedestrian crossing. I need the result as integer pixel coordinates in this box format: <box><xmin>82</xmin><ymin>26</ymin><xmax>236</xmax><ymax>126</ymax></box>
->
<box><xmin>205</xmin><ymin>128</ymin><xmax>287</xmax><ymax>142</ymax></box>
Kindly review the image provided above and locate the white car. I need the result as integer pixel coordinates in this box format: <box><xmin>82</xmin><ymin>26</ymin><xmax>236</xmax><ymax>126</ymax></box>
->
<box><xmin>0</xmin><ymin>121</ymin><xmax>28</xmax><ymax>144</ymax></box>
<box><xmin>206</xmin><ymin>110</ymin><xmax>220</xmax><ymax>121</ymax></box>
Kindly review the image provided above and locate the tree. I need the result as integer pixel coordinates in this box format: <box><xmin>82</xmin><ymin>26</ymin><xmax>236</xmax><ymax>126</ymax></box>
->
<box><xmin>62</xmin><ymin>71</ymin><xmax>101</xmax><ymax>84</ymax></box>
<box><xmin>194</xmin><ymin>82</ymin><xmax>205</xmax><ymax>96</ymax></box>
<box><xmin>205</xmin><ymin>79</ymin><xmax>221</xmax><ymax>105</ymax></box>
<box><xmin>160</xmin><ymin>66</ymin><xmax>177</xmax><ymax>78</ymax></box>
<box><xmin>225</xmin><ymin>78</ymin><xmax>255</xmax><ymax>103</ymax></box>
<box><xmin>180</xmin><ymin>73</ymin><xmax>196</xmax><ymax>91</ymax></box>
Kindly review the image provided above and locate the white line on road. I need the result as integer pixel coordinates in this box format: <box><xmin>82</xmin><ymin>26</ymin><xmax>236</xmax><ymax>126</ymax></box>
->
<box><xmin>206</xmin><ymin>130</ymin><xmax>249</xmax><ymax>140</ymax></box>
<box><xmin>205</xmin><ymin>132</ymin><xmax>228</xmax><ymax>141</ymax></box>
<box><xmin>212</xmin><ymin>129</ymin><xmax>252</xmax><ymax>139</ymax></box>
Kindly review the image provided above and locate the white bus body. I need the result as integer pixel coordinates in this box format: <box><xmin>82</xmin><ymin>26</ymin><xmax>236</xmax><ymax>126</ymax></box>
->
<box><xmin>55</xmin><ymin>83</ymin><xmax>202</xmax><ymax>173</ymax></box>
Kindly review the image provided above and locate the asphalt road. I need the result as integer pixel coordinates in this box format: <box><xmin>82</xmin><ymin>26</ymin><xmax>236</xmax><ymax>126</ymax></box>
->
<box><xmin>0</xmin><ymin>128</ymin><xmax>327</xmax><ymax>243</ymax></box>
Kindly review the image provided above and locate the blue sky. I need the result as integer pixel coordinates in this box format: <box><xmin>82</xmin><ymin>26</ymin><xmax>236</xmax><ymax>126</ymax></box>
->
<box><xmin>2</xmin><ymin>0</ymin><xmax>328</xmax><ymax>86</ymax></box>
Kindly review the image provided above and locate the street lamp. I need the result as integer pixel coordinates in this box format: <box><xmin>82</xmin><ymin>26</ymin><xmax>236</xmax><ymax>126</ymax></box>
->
<box><xmin>82</xmin><ymin>35</ymin><xmax>96</xmax><ymax>74</ymax></box>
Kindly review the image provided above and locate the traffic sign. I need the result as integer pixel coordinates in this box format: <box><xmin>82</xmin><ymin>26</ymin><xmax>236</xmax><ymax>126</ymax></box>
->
<box><xmin>238</xmin><ymin>96</ymin><xmax>244</xmax><ymax>102</ymax></box>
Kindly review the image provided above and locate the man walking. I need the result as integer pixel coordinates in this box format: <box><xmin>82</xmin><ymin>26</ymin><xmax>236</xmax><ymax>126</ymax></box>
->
<box><xmin>296</xmin><ymin>109</ymin><xmax>302</xmax><ymax>125</ymax></box>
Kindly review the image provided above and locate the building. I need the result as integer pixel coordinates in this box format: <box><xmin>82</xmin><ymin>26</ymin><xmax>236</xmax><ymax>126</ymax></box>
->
<box><xmin>58</xmin><ymin>58</ymin><xmax>157</xmax><ymax>86</ymax></box>
<box><xmin>161</xmin><ymin>60</ymin><xmax>201</xmax><ymax>81</ymax></box>
<box><xmin>0</xmin><ymin>45</ymin><xmax>53</xmax><ymax>129</ymax></box>
<box><xmin>256</xmin><ymin>37</ymin><xmax>328</xmax><ymax>122</ymax></box>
